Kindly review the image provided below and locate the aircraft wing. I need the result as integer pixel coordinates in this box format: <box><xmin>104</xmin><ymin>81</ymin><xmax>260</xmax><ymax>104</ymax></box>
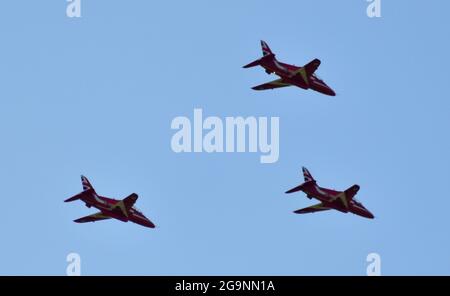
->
<box><xmin>289</xmin><ymin>59</ymin><xmax>321</xmax><ymax>80</ymax></box>
<box><xmin>123</xmin><ymin>193</ymin><xmax>138</xmax><ymax>210</ymax></box>
<box><xmin>74</xmin><ymin>212</ymin><xmax>111</xmax><ymax>223</ymax></box>
<box><xmin>303</xmin><ymin>58</ymin><xmax>321</xmax><ymax>76</ymax></box>
<box><xmin>109</xmin><ymin>193</ymin><xmax>138</xmax><ymax>218</ymax></box>
<box><xmin>330</xmin><ymin>192</ymin><xmax>349</xmax><ymax>209</ymax></box>
<box><xmin>252</xmin><ymin>79</ymin><xmax>291</xmax><ymax>90</ymax></box>
<box><xmin>294</xmin><ymin>203</ymin><xmax>331</xmax><ymax>214</ymax></box>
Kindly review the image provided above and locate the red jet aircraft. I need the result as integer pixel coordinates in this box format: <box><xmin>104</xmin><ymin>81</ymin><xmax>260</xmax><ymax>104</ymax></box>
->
<box><xmin>286</xmin><ymin>167</ymin><xmax>374</xmax><ymax>219</ymax></box>
<box><xmin>65</xmin><ymin>176</ymin><xmax>156</xmax><ymax>228</ymax></box>
<box><xmin>244</xmin><ymin>41</ymin><xmax>336</xmax><ymax>96</ymax></box>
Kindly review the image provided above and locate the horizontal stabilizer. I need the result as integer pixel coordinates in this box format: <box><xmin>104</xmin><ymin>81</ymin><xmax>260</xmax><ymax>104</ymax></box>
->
<box><xmin>285</xmin><ymin>180</ymin><xmax>313</xmax><ymax>194</ymax></box>
<box><xmin>64</xmin><ymin>189</ymin><xmax>92</xmax><ymax>202</ymax></box>
<box><xmin>286</xmin><ymin>184</ymin><xmax>305</xmax><ymax>194</ymax></box>
<box><xmin>243</xmin><ymin>52</ymin><xmax>275</xmax><ymax>69</ymax></box>
<box><xmin>243</xmin><ymin>58</ymin><xmax>261</xmax><ymax>68</ymax></box>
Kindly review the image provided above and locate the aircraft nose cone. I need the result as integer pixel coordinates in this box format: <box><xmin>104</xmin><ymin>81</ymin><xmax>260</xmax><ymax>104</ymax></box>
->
<box><xmin>143</xmin><ymin>218</ymin><xmax>156</xmax><ymax>228</ymax></box>
<box><xmin>365</xmin><ymin>211</ymin><xmax>375</xmax><ymax>219</ymax></box>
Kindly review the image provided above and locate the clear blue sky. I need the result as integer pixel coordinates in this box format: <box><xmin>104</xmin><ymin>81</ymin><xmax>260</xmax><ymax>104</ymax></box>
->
<box><xmin>0</xmin><ymin>0</ymin><xmax>449</xmax><ymax>275</ymax></box>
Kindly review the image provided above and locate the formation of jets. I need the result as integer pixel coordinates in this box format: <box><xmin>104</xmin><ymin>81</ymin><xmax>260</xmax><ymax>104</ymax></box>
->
<box><xmin>65</xmin><ymin>41</ymin><xmax>373</xmax><ymax>229</ymax></box>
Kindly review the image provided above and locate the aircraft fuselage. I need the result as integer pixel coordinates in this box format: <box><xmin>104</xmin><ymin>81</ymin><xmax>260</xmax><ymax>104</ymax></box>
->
<box><xmin>80</xmin><ymin>192</ymin><xmax>155</xmax><ymax>228</ymax></box>
<box><xmin>301</xmin><ymin>182</ymin><xmax>374</xmax><ymax>219</ymax></box>
<box><xmin>259</xmin><ymin>57</ymin><xmax>336</xmax><ymax>96</ymax></box>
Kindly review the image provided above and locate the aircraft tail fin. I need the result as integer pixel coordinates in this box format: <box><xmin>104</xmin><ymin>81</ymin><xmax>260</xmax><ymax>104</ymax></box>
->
<box><xmin>302</xmin><ymin>167</ymin><xmax>316</xmax><ymax>182</ymax></box>
<box><xmin>285</xmin><ymin>167</ymin><xmax>316</xmax><ymax>194</ymax></box>
<box><xmin>64</xmin><ymin>176</ymin><xmax>95</xmax><ymax>202</ymax></box>
<box><xmin>81</xmin><ymin>175</ymin><xmax>95</xmax><ymax>192</ymax></box>
<box><xmin>243</xmin><ymin>40</ymin><xmax>276</xmax><ymax>68</ymax></box>
<box><xmin>261</xmin><ymin>40</ymin><xmax>273</xmax><ymax>56</ymax></box>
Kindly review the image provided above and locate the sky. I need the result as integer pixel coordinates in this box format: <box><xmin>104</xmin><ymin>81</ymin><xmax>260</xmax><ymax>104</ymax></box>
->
<box><xmin>0</xmin><ymin>0</ymin><xmax>449</xmax><ymax>275</ymax></box>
